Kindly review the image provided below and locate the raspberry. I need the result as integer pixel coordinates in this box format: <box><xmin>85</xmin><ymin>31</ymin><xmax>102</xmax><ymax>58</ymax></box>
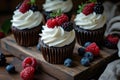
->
<box><xmin>0</xmin><ymin>32</ymin><xmax>5</xmax><ymax>39</ymax></box>
<box><xmin>20</xmin><ymin>67</ymin><xmax>35</xmax><ymax>80</ymax></box>
<box><xmin>85</xmin><ymin>42</ymin><xmax>100</xmax><ymax>56</ymax></box>
<box><xmin>56</xmin><ymin>14</ymin><xmax>69</xmax><ymax>26</ymax></box>
<box><xmin>22</xmin><ymin>57</ymin><xmax>37</xmax><ymax>69</ymax></box>
<box><xmin>107</xmin><ymin>34</ymin><xmax>119</xmax><ymax>44</ymax></box>
<box><xmin>61</xmin><ymin>22</ymin><xmax>73</xmax><ymax>31</ymax></box>
<box><xmin>82</xmin><ymin>3</ymin><xmax>95</xmax><ymax>15</ymax></box>
<box><xmin>19</xmin><ymin>0</ymin><xmax>31</xmax><ymax>13</ymax></box>
<box><xmin>46</xmin><ymin>18</ymin><xmax>58</xmax><ymax>28</ymax></box>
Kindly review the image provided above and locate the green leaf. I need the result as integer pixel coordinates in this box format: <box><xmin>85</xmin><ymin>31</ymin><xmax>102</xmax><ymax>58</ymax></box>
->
<box><xmin>77</xmin><ymin>3</ymin><xmax>85</xmax><ymax>14</ymax></box>
<box><xmin>1</xmin><ymin>19</ymin><xmax>12</xmax><ymax>35</ymax></box>
<box><xmin>50</xmin><ymin>9</ymin><xmax>62</xmax><ymax>18</ymax></box>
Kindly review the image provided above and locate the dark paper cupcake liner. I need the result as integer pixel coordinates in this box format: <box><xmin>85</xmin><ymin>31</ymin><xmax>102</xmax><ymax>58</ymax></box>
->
<box><xmin>40</xmin><ymin>40</ymin><xmax>75</xmax><ymax>64</ymax></box>
<box><xmin>74</xmin><ymin>25</ymin><xmax>106</xmax><ymax>46</ymax></box>
<box><xmin>11</xmin><ymin>26</ymin><xmax>42</xmax><ymax>47</ymax></box>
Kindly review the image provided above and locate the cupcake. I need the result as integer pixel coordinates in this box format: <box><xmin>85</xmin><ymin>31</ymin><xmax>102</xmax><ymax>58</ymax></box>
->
<box><xmin>74</xmin><ymin>0</ymin><xmax>106</xmax><ymax>46</ymax></box>
<box><xmin>42</xmin><ymin>0</ymin><xmax>73</xmax><ymax>21</ymax></box>
<box><xmin>11</xmin><ymin>0</ymin><xmax>43</xmax><ymax>47</ymax></box>
<box><xmin>39</xmin><ymin>13</ymin><xmax>76</xmax><ymax>64</ymax></box>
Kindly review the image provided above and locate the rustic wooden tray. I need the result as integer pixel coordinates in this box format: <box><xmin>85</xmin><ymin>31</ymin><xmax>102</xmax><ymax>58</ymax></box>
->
<box><xmin>0</xmin><ymin>35</ymin><xmax>118</xmax><ymax>80</ymax></box>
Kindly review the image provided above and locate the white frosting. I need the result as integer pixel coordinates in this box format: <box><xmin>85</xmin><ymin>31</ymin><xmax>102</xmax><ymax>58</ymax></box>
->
<box><xmin>11</xmin><ymin>10</ymin><xmax>43</xmax><ymax>30</ymax></box>
<box><xmin>43</xmin><ymin>0</ymin><xmax>73</xmax><ymax>13</ymax></box>
<box><xmin>40</xmin><ymin>25</ymin><xmax>75</xmax><ymax>47</ymax></box>
<box><xmin>74</xmin><ymin>12</ymin><xmax>106</xmax><ymax>30</ymax></box>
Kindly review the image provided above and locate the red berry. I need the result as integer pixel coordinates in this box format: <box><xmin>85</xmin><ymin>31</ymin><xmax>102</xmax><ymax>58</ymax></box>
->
<box><xmin>22</xmin><ymin>57</ymin><xmax>37</xmax><ymax>69</ymax></box>
<box><xmin>55</xmin><ymin>14</ymin><xmax>69</xmax><ymax>26</ymax></box>
<box><xmin>19</xmin><ymin>0</ymin><xmax>31</xmax><ymax>13</ymax></box>
<box><xmin>46</xmin><ymin>18</ymin><xmax>58</xmax><ymax>28</ymax></box>
<box><xmin>107</xmin><ymin>34</ymin><xmax>119</xmax><ymax>44</ymax></box>
<box><xmin>0</xmin><ymin>32</ymin><xmax>5</xmax><ymax>39</ymax></box>
<box><xmin>85</xmin><ymin>42</ymin><xmax>100</xmax><ymax>56</ymax></box>
<box><xmin>82</xmin><ymin>3</ymin><xmax>95</xmax><ymax>15</ymax></box>
<box><xmin>20</xmin><ymin>67</ymin><xmax>35</xmax><ymax>80</ymax></box>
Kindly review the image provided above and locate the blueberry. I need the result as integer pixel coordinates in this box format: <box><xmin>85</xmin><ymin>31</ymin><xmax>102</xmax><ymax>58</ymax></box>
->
<box><xmin>84</xmin><ymin>42</ymin><xmax>91</xmax><ymax>47</ymax></box>
<box><xmin>37</xmin><ymin>43</ymin><xmax>41</xmax><ymax>51</ymax></box>
<box><xmin>6</xmin><ymin>64</ymin><xmax>15</xmax><ymax>73</ymax></box>
<box><xmin>84</xmin><ymin>52</ymin><xmax>94</xmax><ymax>62</ymax></box>
<box><xmin>78</xmin><ymin>47</ymin><xmax>85</xmax><ymax>56</ymax></box>
<box><xmin>30</xmin><ymin>5</ymin><xmax>38</xmax><ymax>12</ymax></box>
<box><xmin>80</xmin><ymin>57</ymin><xmax>90</xmax><ymax>66</ymax></box>
<box><xmin>64</xmin><ymin>58</ymin><xmax>73</xmax><ymax>67</ymax></box>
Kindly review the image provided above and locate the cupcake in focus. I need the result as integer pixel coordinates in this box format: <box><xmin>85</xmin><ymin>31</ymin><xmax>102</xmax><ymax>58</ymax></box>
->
<box><xmin>11</xmin><ymin>0</ymin><xmax>43</xmax><ymax>47</ymax></box>
<box><xmin>39</xmin><ymin>12</ymin><xmax>75</xmax><ymax>64</ymax></box>
<box><xmin>42</xmin><ymin>0</ymin><xmax>73</xmax><ymax>21</ymax></box>
<box><xmin>74</xmin><ymin>0</ymin><xmax>106</xmax><ymax>46</ymax></box>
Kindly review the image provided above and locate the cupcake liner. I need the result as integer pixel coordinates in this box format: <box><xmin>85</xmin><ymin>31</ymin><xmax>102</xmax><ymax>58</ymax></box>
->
<box><xmin>74</xmin><ymin>25</ymin><xmax>106</xmax><ymax>46</ymax></box>
<box><xmin>11</xmin><ymin>26</ymin><xmax>42</xmax><ymax>47</ymax></box>
<box><xmin>40</xmin><ymin>40</ymin><xmax>75</xmax><ymax>64</ymax></box>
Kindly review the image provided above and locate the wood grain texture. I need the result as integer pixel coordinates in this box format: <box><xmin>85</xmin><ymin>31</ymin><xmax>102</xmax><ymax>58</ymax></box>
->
<box><xmin>0</xmin><ymin>35</ymin><xmax>119</xmax><ymax>80</ymax></box>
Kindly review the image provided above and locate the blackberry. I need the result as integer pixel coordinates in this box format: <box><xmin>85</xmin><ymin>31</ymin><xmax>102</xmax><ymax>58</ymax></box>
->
<box><xmin>94</xmin><ymin>3</ymin><xmax>104</xmax><ymax>14</ymax></box>
<box><xmin>0</xmin><ymin>53</ymin><xmax>6</xmax><ymax>66</ymax></box>
<box><xmin>61</xmin><ymin>22</ymin><xmax>73</xmax><ymax>31</ymax></box>
<box><xmin>78</xmin><ymin>47</ymin><xmax>85</xmax><ymax>56</ymax></box>
<box><xmin>30</xmin><ymin>5</ymin><xmax>38</xmax><ymax>12</ymax></box>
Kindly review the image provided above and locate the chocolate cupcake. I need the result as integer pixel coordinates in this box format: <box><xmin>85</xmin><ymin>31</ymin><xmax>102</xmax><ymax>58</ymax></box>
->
<box><xmin>42</xmin><ymin>0</ymin><xmax>73</xmax><ymax>21</ymax></box>
<box><xmin>11</xmin><ymin>0</ymin><xmax>44</xmax><ymax>47</ymax></box>
<box><xmin>74</xmin><ymin>1</ymin><xmax>106</xmax><ymax>46</ymax></box>
<box><xmin>39</xmin><ymin>13</ymin><xmax>76</xmax><ymax>64</ymax></box>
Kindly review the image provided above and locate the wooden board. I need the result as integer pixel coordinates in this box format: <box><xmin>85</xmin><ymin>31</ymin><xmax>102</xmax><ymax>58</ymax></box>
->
<box><xmin>0</xmin><ymin>35</ymin><xmax>119</xmax><ymax>80</ymax></box>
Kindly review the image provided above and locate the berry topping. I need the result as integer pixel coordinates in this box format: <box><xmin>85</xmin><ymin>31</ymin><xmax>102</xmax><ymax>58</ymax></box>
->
<box><xmin>106</xmin><ymin>34</ymin><xmax>119</xmax><ymax>44</ymax></box>
<box><xmin>84</xmin><ymin>52</ymin><xmax>94</xmax><ymax>62</ymax></box>
<box><xmin>30</xmin><ymin>5</ymin><xmax>38</xmax><ymax>12</ymax></box>
<box><xmin>82</xmin><ymin>3</ymin><xmax>95</xmax><ymax>15</ymax></box>
<box><xmin>56</xmin><ymin>14</ymin><xmax>69</xmax><ymax>26</ymax></box>
<box><xmin>20</xmin><ymin>66</ymin><xmax>35</xmax><ymax>80</ymax></box>
<box><xmin>94</xmin><ymin>3</ymin><xmax>104</xmax><ymax>14</ymax></box>
<box><xmin>6</xmin><ymin>64</ymin><xmax>16</xmax><ymax>73</ymax></box>
<box><xmin>64</xmin><ymin>58</ymin><xmax>73</xmax><ymax>67</ymax></box>
<box><xmin>85</xmin><ymin>42</ymin><xmax>100</xmax><ymax>56</ymax></box>
<box><xmin>80</xmin><ymin>57</ymin><xmax>90</xmax><ymax>66</ymax></box>
<box><xmin>46</xmin><ymin>18</ymin><xmax>58</xmax><ymax>28</ymax></box>
<box><xmin>0</xmin><ymin>32</ymin><xmax>5</xmax><ymax>39</ymax></box>
<box><xmin>61</xmin><ymin>22</ymin><xmax>73</xmax><ymax>31</ymax></box>
<box><xmin>19</xmin><ymin>0</ymin><xmax>31</xmax><ymax>13</ymax></box>
<box><xmin>78</xmin><ymin>47</ymin><xmax>85</xmax><ymax>56</ymax></box>
<box><xmin>84</xmin><ymin>42</ymin><xmax>91</xmax><ymax>47</ymax></box>
<box><xmin>22</xmin><ymin>57</ymin><xmax>37</xmax><ymax>69</ymax></box>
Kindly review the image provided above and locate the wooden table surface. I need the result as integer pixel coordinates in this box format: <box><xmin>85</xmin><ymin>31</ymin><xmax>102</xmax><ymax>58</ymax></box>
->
<box><xmin>0</xmin><ymin>48</ymin><xmax>58</xmax><ymax>80</ymax></box>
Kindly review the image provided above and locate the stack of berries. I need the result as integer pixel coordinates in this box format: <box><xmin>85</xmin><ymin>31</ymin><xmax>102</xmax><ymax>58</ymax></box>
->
<box><xmin>20</xmin><ymin>57</ymin><xmax>37</xmax><ymax>80</ymax></box>
<box><xmin>78</xmin><ymin>42</ymin><xmax>100</xmax><ymax>66</ymax></box>
<box><xmin>77</xmin><ymin>0</ymin><xmax>104</xmax><ymax>15</ymax></box>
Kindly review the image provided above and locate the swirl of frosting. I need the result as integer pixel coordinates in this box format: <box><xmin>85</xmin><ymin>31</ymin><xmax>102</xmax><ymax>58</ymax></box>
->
<box><xmin>11</xmin><ymin>10</ymin><xmax>43</xmax><ymax>30</ymax></box>
<box><xmin>40</xmin><ymin>25</ymin><xmax>75</xmax><ymax>47</ymax></box>
<box><xmin>43</xmin><ymin>0</ymin><xmax>73</xmax><ymax>13</ymax></box>
<box><xmin>74</xmin><ymin>12</ymin><xmax>106</xmax><ymax>30</ymax></box>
